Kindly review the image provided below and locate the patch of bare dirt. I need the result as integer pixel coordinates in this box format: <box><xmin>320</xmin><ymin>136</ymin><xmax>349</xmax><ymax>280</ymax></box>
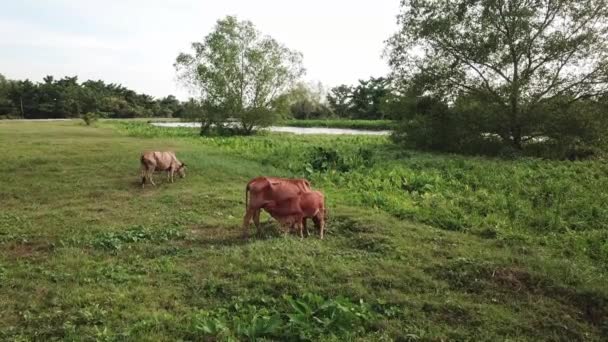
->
<box><xmin>4</xmin><ymin>241</ymin><xmax>54</xmax><ymax>259</ymax></box>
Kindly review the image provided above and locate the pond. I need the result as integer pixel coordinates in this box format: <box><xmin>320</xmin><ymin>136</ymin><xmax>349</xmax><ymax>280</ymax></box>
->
<box><xmin>151</xmin><ymin>122</ymin><xmax>392</xmax><ymax>136</ymax></box>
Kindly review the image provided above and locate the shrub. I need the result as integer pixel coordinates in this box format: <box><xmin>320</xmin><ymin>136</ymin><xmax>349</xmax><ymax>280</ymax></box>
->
<box><xmin>82</xmin><ymin>112</ymin><xmax>99</xmax><ymax>126</ymax></box>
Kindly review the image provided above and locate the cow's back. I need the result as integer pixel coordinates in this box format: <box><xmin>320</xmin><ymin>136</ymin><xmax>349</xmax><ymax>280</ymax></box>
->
<box><xmin>246</xmin><ymin>176</ymin><xmax>311</xmax><ymax>210</ymax></box>
<box><xmin>141</xmin><ymin>151</ymin><xmax>176</xmax><ymax>171</ymax></box>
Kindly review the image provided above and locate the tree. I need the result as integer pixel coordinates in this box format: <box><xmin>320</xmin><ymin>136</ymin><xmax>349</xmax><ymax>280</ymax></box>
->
<box><xmin>327</xmin><ymin>85</ymin><xmax>352</xmax><ymax>118</ymax></box>
<box><xmin>175</xmin><ymin>16</ymin><xmax>305</xmax><ymax>134</ymax></box>
<box><xmin>0</xmin><ymin>74</ymin><xmax>16</xmax><ymax>116</ymax></box>
<box><xmin>387</xmin><ymin>0</ymin><xmax>608</xmax><ymax>149</ymax></box>
<box><xmin>281</xmin><ymin>81</ymin><xmax>332</xmax><ymax>119</ymax></box>
<box><xmin>350</xmin><ymin>77</ymin><xmax>391</xmax><ymax>119</ymax></box>
<box><xmin>326</xmin><ymin>77</ymin><xmax>391</xmax><ymax>119</ymax></box>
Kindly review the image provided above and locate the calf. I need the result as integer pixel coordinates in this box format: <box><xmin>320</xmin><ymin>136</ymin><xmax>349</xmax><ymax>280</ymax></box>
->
<box><xmin>263</xmin><ymin>190</ymin><xmax>326</xmax><ymax>239</ymax></box>
<box><xmin>140</xmin><ymin>151</ymin><xmax>186</xmax><ymax>188</ymax></box>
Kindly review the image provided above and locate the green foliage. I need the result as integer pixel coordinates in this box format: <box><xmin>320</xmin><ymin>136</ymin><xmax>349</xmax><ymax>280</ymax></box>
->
<box><xmin>81</xmin><ymin>112</ymin><xmax>99</xmax><ymax>126</ymax></box>
<box><xmin>279</xmin><ymin>81</ymin><xmax>333</xmax><ymax>119</ymax></box>
<box><xmin>190</xmin><ymin>294</ymin><xmax>374</xmax><ymax>340</ymax></box>
<box><xmin>392</xmin><ymin>93</ymin><xmax>608</xmax><ymax>159</ymax></box>
<box><xmin>387</xmin><ymin>0</ymin><xmax>608</xmax><ymax>150</ymax></box>
<box><xmin>91</xmin><ymin>226</ymin><xmax>183</xmax><ymax>251</ymax></box>
<box><xmin>0</xmin><ymin>73</ymin><xmax>17</xmax><ymax>116</ymax></box>
<box><xmin>282</xmin><ymin>119</ymin><xmax>394</xmax><ymax>131</ymax></box>
<box><xmin>175</xmin><ymin>15</ymin><xmax>305</xmax><ymax>134</ymax></box>
<box><xmin>0</xmin><ymin>75</ymin><xmax>185</xmax><ymax>119</ymax></box>
<box><xmin>327</xmin><ymin>77</ymin><xmax>391</xmax><ymax>119</ymax></box>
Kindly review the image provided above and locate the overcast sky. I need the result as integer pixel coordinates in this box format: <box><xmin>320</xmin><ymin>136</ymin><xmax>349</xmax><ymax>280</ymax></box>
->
<box><xmin>1</xmin><ymin>0</ymin><xmax>400</xmax><ymax>100</ymax></box>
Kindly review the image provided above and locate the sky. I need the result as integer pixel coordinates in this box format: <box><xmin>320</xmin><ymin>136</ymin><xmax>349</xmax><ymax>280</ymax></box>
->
<box><xmin>0</xmin><ymin>0</ymin><xmax>401</xmax><ymax>100</ymax></box>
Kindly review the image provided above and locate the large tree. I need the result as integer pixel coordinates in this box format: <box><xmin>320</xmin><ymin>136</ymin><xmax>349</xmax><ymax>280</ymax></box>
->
<box><xmin>387</xmin><ymin>0</ymin><xmax>608</xmax><ymax>149</ymax></box>
<box><xmin>175</xmin><ymin>16</ymin><xmax>305</xmax><ymax>134</ymax></box>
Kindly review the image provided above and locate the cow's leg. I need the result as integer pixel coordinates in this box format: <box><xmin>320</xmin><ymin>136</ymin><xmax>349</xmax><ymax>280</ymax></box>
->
<box><xmin>253</xmin><ymin>209</ymin><xmax>261</xmax><ymax>235</ymax></box>
<box><xmin>312</xmin><ymin>216</ymin><xmax>321</xmax><ymax>235</ymax></box>
<box><xmin>281</xmin><ymin>221</ymin><xmax>290</xmax><ymax>237</ymax></box>
<box><xmin>148</xmin><ymin>171</ymin><xmax>156</xmax><ymax>186</ymax></box>
<box><xmin>243</xmin><ymin>208</ymin><xmax>260</xmax><ymax>238</ymax></box>
<box><xmin>144</xmin><ymin>169</ymin><xmax>155</xmax><ymax>187</ymax></box>
<box><xmin>317</xmin><ymin>214</ymin><xmax>325</xmax><ymax>240</ymax></box>
<box><xmin>242</xmin><ymin>208</ymin><xmax>255</xmax><ymax>238</ymax></box>
<box><xmin>303</xmin><ymin>218</ymin><xmax>310</xmax><ymax>237</ymax></box>
<box><xmin>141</xmin><ymin>168</ymin><xmax>147</xmax><ymax>188</ymax></box>
<box><xmin>170</xmin><ymin>170</ymin><xmax>175</xmax><ymax>183</ymax></box>
<box><xmin>296</xmin><ymin>220</ymin><xmax>304</xmax><ymax>240</ymax></box>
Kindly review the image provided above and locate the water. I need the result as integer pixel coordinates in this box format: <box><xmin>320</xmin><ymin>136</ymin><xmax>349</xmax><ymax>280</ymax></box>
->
<box><xmin>151</xmin><ymin>122</ymin><xmax>392</xmax><ymax>136</ymax></box>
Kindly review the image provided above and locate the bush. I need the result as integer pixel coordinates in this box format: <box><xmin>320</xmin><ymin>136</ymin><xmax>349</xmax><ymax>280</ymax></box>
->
<box><xmin>82</xmin><ymin>112</ymin><xmax>99</xmax><ymax>126</ymax></box>
<box><xmin>392</xmin><ymin>94</ymin><xmax>608</xmax><ymax>159</ymax></box>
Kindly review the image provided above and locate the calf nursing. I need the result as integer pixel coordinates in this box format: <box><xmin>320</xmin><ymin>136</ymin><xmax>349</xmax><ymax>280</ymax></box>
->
<box><xmin>242</xmin><ymin>176</ymin><xmax>325</xmax><ymax>239</ymax></box>
<box><xmin>263</xmin><ymin>190</ymin><xmax>326</xmax><ymax>239</ymax></box>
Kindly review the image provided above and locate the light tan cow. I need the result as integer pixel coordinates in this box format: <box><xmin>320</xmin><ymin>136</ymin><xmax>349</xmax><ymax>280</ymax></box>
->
<box><xmin>140</xmin><ymin>151</ymin><xmax>186</xmax><ymax>188</ymax></box>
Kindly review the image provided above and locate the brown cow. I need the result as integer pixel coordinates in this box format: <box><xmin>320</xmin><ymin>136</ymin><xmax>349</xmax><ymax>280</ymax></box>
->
<box><xmin>140</xmin><ymin>151</ymin><xmax>186</xmax><ymax>188</ymax></box>
<box><xmin>263</xmin><ymin>190</ymin><xmax>326</xmax><ymax>239</ymax></box>
<box><xmin>242</xmin><ymin>176</ymin><xmax>311</xmax><ymax>237</ymax></box>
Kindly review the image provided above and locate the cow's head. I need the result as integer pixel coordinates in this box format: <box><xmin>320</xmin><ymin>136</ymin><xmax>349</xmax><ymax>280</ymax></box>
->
<box><xmin>177</xmin><ymin>163</ymin><xmax>186</xmax><ymax>178</ymax></box>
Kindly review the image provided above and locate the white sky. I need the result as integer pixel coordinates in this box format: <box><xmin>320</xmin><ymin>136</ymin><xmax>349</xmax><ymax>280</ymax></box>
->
<box><xmin>0</xmin><ymin>0</ymin><xmax>400</xmax><ymax>100</ymax></box>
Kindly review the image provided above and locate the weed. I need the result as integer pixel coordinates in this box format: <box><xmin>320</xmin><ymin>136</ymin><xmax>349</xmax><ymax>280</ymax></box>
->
<box><xmin>189</xmin><ymin>293</ymin><xmax>375</xmax><ymax>340</ymax></box>
<box><xmin>91</xmin><ymin>226</ymin><xmax>183</xmax><ymax>251</ymax></box>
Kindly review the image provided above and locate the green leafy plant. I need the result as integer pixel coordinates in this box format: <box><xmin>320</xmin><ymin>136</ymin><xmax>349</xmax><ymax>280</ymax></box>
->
<box><xmin>82</xmin><ymin>112</ymin><xmax>98</xmax><ymax>126</ymax></box>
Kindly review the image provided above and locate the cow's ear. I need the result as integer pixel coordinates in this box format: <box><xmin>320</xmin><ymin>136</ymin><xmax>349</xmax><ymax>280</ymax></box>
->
<box><xmin>180</xmin><ymin>163</ymin><xmax>186</xmax><ymax>169</ymax></box>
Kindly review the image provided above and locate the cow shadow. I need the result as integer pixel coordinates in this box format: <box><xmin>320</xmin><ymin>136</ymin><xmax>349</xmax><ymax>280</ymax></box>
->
<box><xmin>185</xmin><ymin>222</ymin><xmax>286</xmax><ymax>247</ymax></box>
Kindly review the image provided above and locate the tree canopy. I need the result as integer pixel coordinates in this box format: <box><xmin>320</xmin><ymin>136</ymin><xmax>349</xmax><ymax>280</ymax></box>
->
<box><xmin>175</xmin><ymin>16</ymin><xmax>305</xmax><ymax>134</ymax></box>
<box><xmin>326</xmin><ymin>77</ymin><xmax>392</xmax><ymax>120</ymax></box>
<box><xmin>0</xmin><ymin>73</ymin><xmax>185</xmax><ymax>119</ymax></box>
<box><xmin>387</xmin><ymin>0</ymin><xmax>608</xmax><ymax>149</ymax></box>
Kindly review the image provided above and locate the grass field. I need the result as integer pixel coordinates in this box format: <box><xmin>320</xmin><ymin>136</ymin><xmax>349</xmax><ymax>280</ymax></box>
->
<box><xmin>0</xmin><ymin>120</ymin><xmax>607</xmax><ymax>341</ymax></box>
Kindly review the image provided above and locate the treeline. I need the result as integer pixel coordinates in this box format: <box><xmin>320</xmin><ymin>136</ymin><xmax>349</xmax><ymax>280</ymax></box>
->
<box><xmin>0</xmin><ymin>73</ymin><xmax>185</xmax><ymax>119</ymax></box>
<box><xmin>284</xmin><ymin>77</ymin><xmax>392</xmax><ymax>120</ymax></box>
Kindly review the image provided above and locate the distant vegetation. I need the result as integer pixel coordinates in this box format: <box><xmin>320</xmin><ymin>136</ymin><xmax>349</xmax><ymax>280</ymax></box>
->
<box><xmin>4</xmin><ymin>0</ymin><xmax>608</xmax><ymax>160</ymax></box>
<box><xmin>0</xmin><ymin>74</ymin><xmax>185</xmax><ymax>119</ymax></box>
<box><xmin>281</xmin><ymin>119</ymin><xmax>394</xmax><ymax>131</ymax></box>
<box><xmin>284</xmin><ymin>77</ymin><xmax>392</xmax><ymax>121</ymax></box>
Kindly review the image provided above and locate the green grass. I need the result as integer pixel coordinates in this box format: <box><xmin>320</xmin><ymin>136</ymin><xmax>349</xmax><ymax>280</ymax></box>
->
<box><xmin>281</xmin><ymin>119</ymin><xmax>395</xmax><ymax>131</ymax></box>
<box><xmin>1</xmin><ymin>120</ymin><xmax>607</xmax><ymax>341</ymax></box>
